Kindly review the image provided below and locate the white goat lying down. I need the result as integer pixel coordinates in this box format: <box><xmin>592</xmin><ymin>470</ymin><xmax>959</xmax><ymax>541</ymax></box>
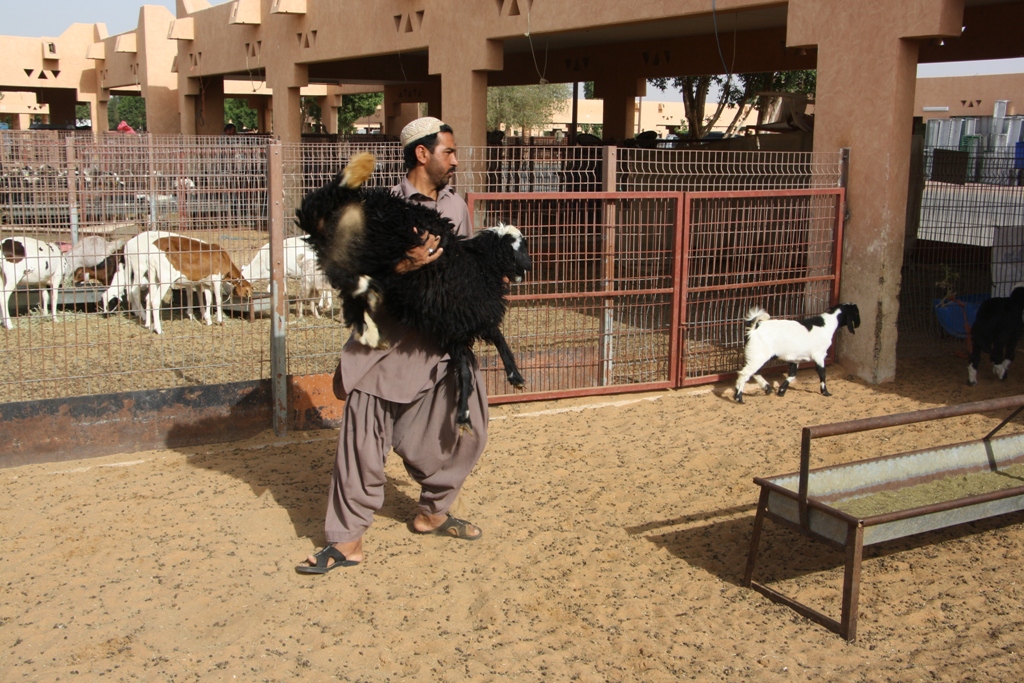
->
<box><xmin>734</xmin><ymin>303</ymin><xmax>861</xmax><ymax>404</ymax></box>
<box><xmin>239</xmin><ymin>236</ymin><xmax>332</xmax><ymax>319</ymax></box>
<box><xmin>104</xmin><ymin>230</ymin><xmax>253</xmax><ymax>334</ymax></box>
<box><xmin>1</xmin><ymin>236</ymin><xmax>67</xmax><ymax>330</ymax></box>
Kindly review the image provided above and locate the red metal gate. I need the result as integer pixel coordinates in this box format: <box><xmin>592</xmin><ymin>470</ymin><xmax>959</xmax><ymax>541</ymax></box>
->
<box><xmin>680</xmin><ymin>189</ymin><xmax>846</xmax><ymax>385</ymax></box>
<box><xmin>468</xmin><ymin>188</ymin><xmax>845</xmax><ymax>402</ymax></box>
<box><xmin>467</xmin><ymin>192</ymin><xmax>684</xmax><ymax>403</ymax></box>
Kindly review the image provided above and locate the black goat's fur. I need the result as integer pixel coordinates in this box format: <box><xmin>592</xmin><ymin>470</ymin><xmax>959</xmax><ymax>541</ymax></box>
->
<box><xmin>295</xmin><ymin>152</ymin><xmax>532</xmax><ymax>432</ymax></box>
<box><xmin>967</xmin><ymin>286</ymin><xmax>1024</xmax><ymax>385</ymax></box>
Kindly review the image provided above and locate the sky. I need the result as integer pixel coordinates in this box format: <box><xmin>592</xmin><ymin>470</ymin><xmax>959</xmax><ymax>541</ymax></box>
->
<box><xmin>6</xmin><ymin>0</ymin><xmax>1024</xmax><ymax>98</ymax></box>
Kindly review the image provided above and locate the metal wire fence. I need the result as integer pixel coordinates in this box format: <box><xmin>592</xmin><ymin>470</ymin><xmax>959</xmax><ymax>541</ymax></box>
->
<box><xmin>898</xmin><ymin>146</ymin><xmax>1024</xmax><ymax>358</ymax></box>
<box><xmin>2</xmin><ymin>131</ymin><xmax>846</xmax><ymax>409</ymax></box>
<box><xmin>1</xmin><ymin>132</ymin><xmax>274</xmax><ymax>401</ymax></box>
<box><xmin>682</xmin><ymin>190</ymin><xmax>844</xmax><ymax>382</ymax></box>
<box><xmin>468</xmin><ymin>192</ymin><xmax>681</xmax><ymax>400</ymax></box>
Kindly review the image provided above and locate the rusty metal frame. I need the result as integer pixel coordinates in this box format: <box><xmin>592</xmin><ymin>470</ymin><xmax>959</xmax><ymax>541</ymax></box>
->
<box><xmin>743</xmin><ymin>395</ymin><xmax>1024</xmax><ymax>641</ymax></box>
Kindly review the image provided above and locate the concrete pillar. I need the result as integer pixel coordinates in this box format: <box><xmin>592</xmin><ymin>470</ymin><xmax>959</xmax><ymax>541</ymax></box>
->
<box><xmin>38</xmin><ymin>89</ymin><xmax>78</xmax><ymax>128</ymax></box>
<box><xmin>256</xmin><ymin>97</ymin><xmax>269</xmax><ymax>134</ymax></box>
<box><xmin>199</xmin><ymin>76</ymin><xmax>226</xmax><ymax>135</ymax></box>
<box><xmin>270</xmin><ymin>86</ymin><xmax>302</xmax><ymax>143</ymax></box>
<box><xmin>180</xmin><ymin>75</ymin><xmax>225</xmax><ymax>135</ymax></box>
<box><xmin>430</xmin><ymin>38</ymin><xmax>501</xmax><ymax>148</ymax></box>
<box><xmin>424</xmin><ymin>89</ymin><xmax>442</xmax><ymax>120</ymax></box>
<box><xmin>788</xmin><ymin>0</ymin><xmax>964</xmax><ymax>384</ymax></box>
<box><xmin>137</xmin><ymin>5</ymin><xmax>179</xmax><ymax>134</ymax></box>
<box><xmin>384</xmin><ymin>84</ymin><xmax>439</xmax><ymax>137</ymax></box>
<box><xmin>320</xmin><ymin>96</ymin><xmax>339</xmax><ymax>134</ymax></box>
<box><xmin>267</xmin><ymin>63</ymin><xmax>308</xmax><ymax>144</ymax></box>
<box><xmin>437</xmin><ymin>69</ymin><xmax>489</xmax><ymax>148</ymax></box>
<box><xmin>142</xmin><ymin>85</ymin><xmax>181</xmax><ymax>134</ymax></box>
<box><xmin>83</xmin><ymin>95</ymin><xmax>107</xmax><ymax>133</ymax></box>
<box><xmin>594</xmin><ymin>76</ymin><xmax>644</xmax><ymax>141</ymax></box>
<box><xmin>178</xmin><ymin>78</ymin><xmax>196</xmax><ymax>136</ymax></box>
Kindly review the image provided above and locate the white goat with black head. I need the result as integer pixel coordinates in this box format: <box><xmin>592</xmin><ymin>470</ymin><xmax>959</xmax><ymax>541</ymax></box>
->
<box><xmin>734</xmin><ymin>303</ymin><xmax>861</xmax><ymax>403</ymax></box>
<box><xmin>296</xmin><ymin>152</ymin><xmax>532</xmax><ymax>433</ymax></box>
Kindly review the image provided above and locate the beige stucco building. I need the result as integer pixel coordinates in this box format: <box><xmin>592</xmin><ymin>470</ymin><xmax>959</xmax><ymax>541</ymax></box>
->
<box><xmin>2</xmin><ymin>0</ymin><xmax>1024</xmax><ymax>386</ymax></box>
<box><xmin>915</xmin><ymin>72</ymin><xmax>1024</xmax><ymax>119</ymax></box>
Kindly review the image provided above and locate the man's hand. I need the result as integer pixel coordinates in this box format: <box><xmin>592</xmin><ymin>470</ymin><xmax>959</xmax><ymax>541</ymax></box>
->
<box><xmin>395</xmin><ymin>228</ymin><xmax>442</xmax><ymax>274</ymax></box>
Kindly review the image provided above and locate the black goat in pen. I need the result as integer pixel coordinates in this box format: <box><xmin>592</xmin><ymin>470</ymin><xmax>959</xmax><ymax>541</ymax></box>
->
<box><xmin>296</xmin><ymin>152</ymin><xmax>531</xmax><ymax>432</ymax></box>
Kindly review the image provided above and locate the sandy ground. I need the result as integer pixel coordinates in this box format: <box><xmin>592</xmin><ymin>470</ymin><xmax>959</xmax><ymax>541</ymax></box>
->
<box><xmin>3</xmin><ymin>355</ymin><xmax>1024</xmax><ymax>682</ymax></box>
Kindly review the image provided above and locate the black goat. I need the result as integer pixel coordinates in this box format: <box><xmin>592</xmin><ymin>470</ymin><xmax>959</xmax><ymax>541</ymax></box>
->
<box><xmin>967</xmin><ymin>285</ymin><xmax>1024</xmax><ymax>386</ymax></box>
<box><xmin>296</xmin><ymin>152</ymin><xmax>532</xmax><ymax>432</ymax></box>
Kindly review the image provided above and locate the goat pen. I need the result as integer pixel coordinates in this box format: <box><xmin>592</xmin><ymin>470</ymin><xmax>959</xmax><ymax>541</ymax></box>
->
<box><xmin>0</xmin><ymin>131</ymin><xmax>845</xmax><ymax>464</ymax></box>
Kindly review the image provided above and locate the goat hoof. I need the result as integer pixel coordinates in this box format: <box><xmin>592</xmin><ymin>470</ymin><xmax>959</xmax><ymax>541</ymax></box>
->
<box><xmin>762</xmin><ymin>386</ymin><xmax>772</xmax><ymax>395</ymax></box>
<box><xmin>968</xmin><ymin>380</ymin><xmax>977</xmax><ymax>386</ymax></box>
<box><xmin>821</xmin><ymin>389</ymin><xmax>832</xmax><ymax>397</ymax></box>
<box><xmin>457</xmin><ymin>422</ymin><xmax>474</xmax><ymax>435</ymax></box>
<box><xmin>734</xmin><ymin>393</ymin><xmax>744</xmax><ymax>404</ymax></box>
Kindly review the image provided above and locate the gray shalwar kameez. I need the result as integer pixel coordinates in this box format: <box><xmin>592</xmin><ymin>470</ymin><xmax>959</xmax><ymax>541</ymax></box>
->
<box><xmin>322</xmin><ymin>180</ymin><xmax>487</xmax><ymax>544</ymax></box>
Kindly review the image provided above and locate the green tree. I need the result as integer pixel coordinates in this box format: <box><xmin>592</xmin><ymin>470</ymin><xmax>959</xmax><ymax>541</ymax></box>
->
<box><xmin>719</xmin><ymin>70</ymin><xmax>817</xmax><ymax>136</ymax></box>
<box><xmin>75</xmin><ymin>103</ymin><xmax>92</xmax><ymax>127</ymax></box>
<box><xmin>487</xmin><ymin>83</ymin><xmax>571</xmax><ymax>136</ymax></box>
<box><xmin>337</xmin><ymin>93</ymin><xmax>384</xmax><ymax>134</ymax></box>
<box><xmin>300</xmin><ymin>96</ymin><xmax>323</xmax><ymax>132</ymax></box>
<box><xmin>649</xmin><ymin>70</ymin><xmax>816</xmax><ymax>139</ymax></box>
<box><xmin>106</xmin><ymin>95</ymin><xmax>147</xmax><ymax>131</ymax></box>
<box><xmin>224</xmin><ymin>98</ymin><xmax>258</xmax><ymax>131</ymax></box>
<box><xmin>648</xmin><ymin>76</ymin><xmax>729</xmax><ymax>139</ymax></box>
<box><xmin>583</xmin><ymin>82</ymin><xmax>595</xmax><ymax>99</ymax></box>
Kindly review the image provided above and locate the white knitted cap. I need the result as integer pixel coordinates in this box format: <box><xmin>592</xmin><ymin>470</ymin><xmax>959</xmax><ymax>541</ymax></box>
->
<box><xmin>400</xmin><ymin>117</ymin><xmax>446</xmax><ymax>148</ymax></box>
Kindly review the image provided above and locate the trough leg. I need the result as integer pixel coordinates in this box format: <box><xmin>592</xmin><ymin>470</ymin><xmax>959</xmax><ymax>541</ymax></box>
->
<box><xmin>743</xmin><ymin>487</ymin><xmax>770</xmax><ymax>587</ymax></box>
<box><xmin>840</xmin><ymin>522</ymin><xmax>865</xmax><ymax>641</ymax></box>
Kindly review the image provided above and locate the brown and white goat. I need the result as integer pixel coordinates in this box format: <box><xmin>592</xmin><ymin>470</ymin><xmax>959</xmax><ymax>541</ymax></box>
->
<box><xmin>73</xmin><ymin>252</ymin><xmax>123</xmax><ymax>286</ymax></box>
<box><xmin>120</xmin><ymin>231</ymin><xmax>252</xmax><ymax>334</ymax></box>
<box><xmin>1</xmin><ymin>236</ymin><xmax>67</xmax><ymax>330</ymax></box>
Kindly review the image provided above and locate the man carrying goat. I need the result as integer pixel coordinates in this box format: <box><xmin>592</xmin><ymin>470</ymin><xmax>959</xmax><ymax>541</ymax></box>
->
<box><xmin>297</xmin><ymin>117</ymin><xmax>487</xmax><ymax>575</ymax></box>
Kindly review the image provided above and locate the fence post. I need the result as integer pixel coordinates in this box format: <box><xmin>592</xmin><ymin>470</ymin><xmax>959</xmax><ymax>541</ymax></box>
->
<box><xmin>267</xmin><ymin>141</ymin><xmax>288</xmax><ymax>435</ymax></box>
<box><xmin>602</xmin><ymin>145</ymin><xmax>617</xmax><ymax>192</ymax></box>
<box><xmin>599</xmin><ymin>145</ymin><xmax>618</xmax><ymax>386</ymax></box>
<box><xmin>65</xmin><ymin>136</ymin><xmax>80</xmax><ymax>245</ymax></box>
<box><xmin>146</xmin><ymin>134</ymin><xmax>159</xmax><ymax>229</ymax></box>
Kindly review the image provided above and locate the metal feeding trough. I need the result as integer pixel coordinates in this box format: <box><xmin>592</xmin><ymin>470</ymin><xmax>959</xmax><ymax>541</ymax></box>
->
<box><xmin>222</xmin><ymin>291</ymin><xmax>271</xmax><ymax>316</ymax></box>
<box><xmin>744</xmin><ymin>395</ymin><xmax>1024</xmax><ymax>641</ymax></box>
